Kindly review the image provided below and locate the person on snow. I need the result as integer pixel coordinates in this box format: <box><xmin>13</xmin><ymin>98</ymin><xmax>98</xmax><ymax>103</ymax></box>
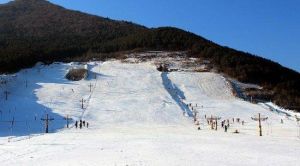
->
<box><xmin>79</xmin><ymin>120</ymin><xmax>82</xmax><ymax>129</ymax></box>
<box><xmin>224</xmin><ymin>125</ymin><xmax>228</xmax><ymax>132</ymax></box>
<box><xmin>75</xmin><ymin>121</ymin><xmax>78</xmax><ymax>129</ymax></box>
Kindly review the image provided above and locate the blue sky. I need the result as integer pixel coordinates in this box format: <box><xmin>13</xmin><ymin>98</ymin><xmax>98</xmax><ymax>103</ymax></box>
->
<box><xmin>1</xmin><ymin>0</ymin><xmax>299</xmax><ymax>72</ymax></box>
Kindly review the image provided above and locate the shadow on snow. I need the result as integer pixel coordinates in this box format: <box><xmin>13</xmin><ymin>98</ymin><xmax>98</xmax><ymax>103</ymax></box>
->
<box><xmin>161</xmin><ymin>72</ymin><xmax>193</xmax><ymax>117</ymax></box>
<box><xmin>0</xmin><ymin>63</ymin><xmax>75</xmax><ymax>137</ymax></box>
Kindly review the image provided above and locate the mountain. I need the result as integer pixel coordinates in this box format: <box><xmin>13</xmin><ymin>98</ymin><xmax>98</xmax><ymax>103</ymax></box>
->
<box><xmin>0</xmin><ymin>0</ymin><xmax>148</xmax><ymax>69</ymax></box>
<box><xmin>0</xmin><ymin>0</ymin><xmax>299</xmax><ymax>111</ymax></box>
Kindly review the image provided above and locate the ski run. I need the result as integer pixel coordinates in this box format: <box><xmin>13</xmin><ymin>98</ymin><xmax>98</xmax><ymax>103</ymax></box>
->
<box><xmin>0</xmin><ymin>59</ymin><xmax>300</xmax><ymax>166</ymax></box>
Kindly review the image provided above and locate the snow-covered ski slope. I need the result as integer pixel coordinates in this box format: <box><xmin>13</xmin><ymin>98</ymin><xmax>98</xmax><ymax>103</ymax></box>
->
<box><xmin>0</xmin><ymin>60</ymin><xmax>300</xmax><ymax>166</ymax></box>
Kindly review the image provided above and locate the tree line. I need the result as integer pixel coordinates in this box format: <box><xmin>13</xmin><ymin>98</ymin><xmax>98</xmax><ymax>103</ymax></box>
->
<box><xmin>0</xmin><ymin>0</ymin><xmax>299</xmax><ymax>111</ymax></box>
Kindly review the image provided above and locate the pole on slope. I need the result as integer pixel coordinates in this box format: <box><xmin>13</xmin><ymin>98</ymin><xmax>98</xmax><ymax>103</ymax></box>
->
<box><xmin>80</xmin><ymin>98</ymin><xmax>86</xmax><ymax>109</ymax></box>
<box><xmin>206</xmin><ymin>115</ymin><xmax>221</xmax><ymax>130</ymax></box>
<box><xmin>258</xmin><ymin>113</ymin><xmax>262</xmax><ymax>136</ymax></box>
<box><xmin>11</xmin><ymin>117</ymin><xmax>15</xmax><ymax>133</ymax></box>
<box><xmin>41</xmin><ymin>114</ymin><xmax>54</xmax><ymax>133</ymax></box>
<box><xmin>296</xmin><ymin>115</ymin><xmax>300</xmax><ymax>138</ymax></box>
<box><xmin>89</xmin><ymin>83</ymin><xmax>93</xmax><ymax>92</ymax></box>
<box><xmin>251</xmin><ymin>113</ymin><xmax>268</xmax><ymax>137</ymax></box>
<box><xmin>215</xmin><ymin>118</ymin><xmax>218</xmax><ymax>131</ymax></box>
<box><xmin>4</xmin><ymin>91</ymin><xmax>10</xmax><ymax>100</ymax></box>
<box><xmin>211</xmin><ymin>115</ymin><xmax>213</xmax><ymax>130</ymax></box>
<box><xmin>11</xmin><ymin>117</ymin><xmax>15</xmax><ymax>127</ymax></box>
<box><xmin>64</xmin><ymin>115</ymin><xmax>72</xmax><ymax>128</ymax></box>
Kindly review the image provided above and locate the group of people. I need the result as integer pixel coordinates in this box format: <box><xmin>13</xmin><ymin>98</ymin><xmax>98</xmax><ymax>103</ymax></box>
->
<box><xmin>186</xmin><ymin>103</ymin><xmax>248</xmax><ymax>133</ymax></box>
<box><xmin>221</xmin><ymin>120</ymin><xmax>229</xmax><ymax>132</ymax></box>
<box><xmin>201</xmin><ymin>116</ymin><xmax>245</xmax><ymax>132</ymax></box>
<box><xmin>220</xmin><ymin>118</ymin><xmax>245</xmax><ymax>132</ymax></box>
<box><xmin>74</xmin><ymin>120</ymin><xmax>89</xmax><ymax>129</ymax></box>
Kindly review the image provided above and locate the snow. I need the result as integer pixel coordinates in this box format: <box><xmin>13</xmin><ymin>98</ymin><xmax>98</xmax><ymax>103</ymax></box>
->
<box><xmin>262</xmin><ymin>102</ymin><xmax>300</xmax><ymax>118</ymax></box>
<box><xmin>229</xmin><ymin>79</ymin><xmax>263</xmax><ymax>90</ymax></box>
<box><xmin>0</xmin><ymin>60</ymin><xmax>299</xmax><ymax>166</ymax></box>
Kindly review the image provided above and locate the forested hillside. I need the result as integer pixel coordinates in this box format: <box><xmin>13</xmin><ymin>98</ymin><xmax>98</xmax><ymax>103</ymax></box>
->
<box><xmin>0</xmin><ymin>0</ymin><xmax>299</xmax><ymax>111</ymax></box>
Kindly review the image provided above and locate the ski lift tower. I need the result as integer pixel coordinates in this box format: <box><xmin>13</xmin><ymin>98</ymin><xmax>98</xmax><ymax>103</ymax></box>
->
<box><xmin>206</xmin><ymin>115</ymin><xmax>222</xmax><ymax>130</ymax></box>
<box><xmin>251</xmin><ymin>113</ymin><xmax>268</xmax><ymax>136</ymax></box>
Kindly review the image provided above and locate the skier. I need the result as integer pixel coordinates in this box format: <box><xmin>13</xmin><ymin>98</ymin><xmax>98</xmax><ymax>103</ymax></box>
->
<box><xmin>83</xmin><ymin>120</ymin><xmax>86</xmax><ymax>127</ymax></box>
<box><xmin>87</xmin><ymin>122</ymin><xmax>89</xmax><ymax>128</ymax></box>
<box><xmin>75</xmin><ymin>121</ymin><xmax>78</xmax><ymax>129</ymax></box>
<box><xmin>224</xmin><ymin>125</ymin><xmax>228</xmax><ymax>132</ymax></box>
<box><xmin>79</xmin><ymin>121</ymin><xmax>82</xmax><ymax>129</ymax></box>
